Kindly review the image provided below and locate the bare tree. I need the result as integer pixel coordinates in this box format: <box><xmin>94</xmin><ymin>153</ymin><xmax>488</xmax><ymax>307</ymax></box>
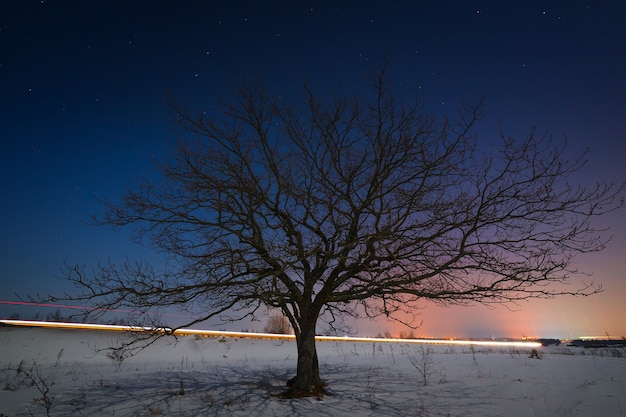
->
<box><xmin>57</xmin><ymin>71</ymin><xmax>622</xmax><ymax>397</ymax></box>
<box><xmin>264</xmin><ymin>313</ymin><xmax>292</xmax><ymax>335</ymax></box>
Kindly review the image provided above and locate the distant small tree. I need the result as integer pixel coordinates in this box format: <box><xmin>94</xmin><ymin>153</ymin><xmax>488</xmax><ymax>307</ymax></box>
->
<box><xmin>264</xmin><ymin>313</ymin><xmax>292</xmax><ymax>335</ymax></box>
<box><xmin>53</xmin><ymin>70</ymin><xmax>623</xmax><ymax>398</ymax></box>
<box><xmin>399</xmin><ymin>330</ymin><xmax>416</xmax><ymax>339</ymax></box>
<box><xmin>46</xmin><ymin>309</ymin><xmax>62</xmax><ymax>322</ymax></box>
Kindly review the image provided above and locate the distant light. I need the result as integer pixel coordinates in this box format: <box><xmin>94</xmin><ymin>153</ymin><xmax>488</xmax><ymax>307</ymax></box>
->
<box><xmin>579</xmin><ymin>335</ymin><xmax>615</xmax><ymax>340</ymax></box>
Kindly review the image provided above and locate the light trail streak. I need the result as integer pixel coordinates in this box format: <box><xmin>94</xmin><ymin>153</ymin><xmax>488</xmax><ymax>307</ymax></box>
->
<box><xmin>0</xmin><ymin>319</ymin><xmax>542</xmax><ymax>348</ymax></box>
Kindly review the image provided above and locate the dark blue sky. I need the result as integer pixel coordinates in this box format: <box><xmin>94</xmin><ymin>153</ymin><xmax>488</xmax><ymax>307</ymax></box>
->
<box><xmin>1</xmin><ymin>1</ymin><xmax>625</xmax><ymax>337</ymax></box>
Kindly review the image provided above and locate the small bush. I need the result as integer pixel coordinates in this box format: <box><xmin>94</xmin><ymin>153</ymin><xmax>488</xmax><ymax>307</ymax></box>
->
<box><xmin>264</xmin><ymin>314</ymin><xmax>292</xmax><ymax>334</ymax></box>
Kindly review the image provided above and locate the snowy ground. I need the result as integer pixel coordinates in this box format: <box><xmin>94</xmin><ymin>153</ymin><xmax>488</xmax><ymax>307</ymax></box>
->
<box><xmin>1</xmin><ymin>326</ymin><xmax>625</xmax><ymax>417</ymax></box>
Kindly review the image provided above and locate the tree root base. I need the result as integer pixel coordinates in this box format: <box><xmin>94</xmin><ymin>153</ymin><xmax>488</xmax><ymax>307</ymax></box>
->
<box><xmin>275</xmin><ymin>377</ymin><xmax>330</xmax><ymax>399</ymax></box>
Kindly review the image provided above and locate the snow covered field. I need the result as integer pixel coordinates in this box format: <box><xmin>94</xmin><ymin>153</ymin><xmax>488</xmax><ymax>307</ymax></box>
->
<box><xmin>1</xmin><ymin>326</ymin><xmax>624</xmax><ymax>416</ymax></box>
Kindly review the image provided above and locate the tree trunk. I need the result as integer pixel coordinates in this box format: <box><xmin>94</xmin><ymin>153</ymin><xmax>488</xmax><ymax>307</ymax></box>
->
<box><xmin>280</xmin><ymin>315</ymin><xmax>328</xmax><ymax>398</ymax></box>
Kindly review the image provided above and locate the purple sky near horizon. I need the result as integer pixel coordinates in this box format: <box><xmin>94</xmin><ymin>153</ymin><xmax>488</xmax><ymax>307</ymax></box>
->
<box><xmin>1</xmin><ymin>1</ymin><xmax>625</xmax><ymax>339</ymax></box>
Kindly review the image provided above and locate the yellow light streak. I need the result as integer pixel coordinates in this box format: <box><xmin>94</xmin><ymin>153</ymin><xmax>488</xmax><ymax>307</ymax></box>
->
<box><xmin>0</xmin><ymin>319</ymin><xmax>542</xmax><ymax>347</ymax></box>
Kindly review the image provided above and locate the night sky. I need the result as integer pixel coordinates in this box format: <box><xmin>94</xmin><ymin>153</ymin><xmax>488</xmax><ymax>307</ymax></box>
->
<box><xmin>1</xmin><ymin>1</ymin><xmax>625</xmax><ymax>339</ymax></box>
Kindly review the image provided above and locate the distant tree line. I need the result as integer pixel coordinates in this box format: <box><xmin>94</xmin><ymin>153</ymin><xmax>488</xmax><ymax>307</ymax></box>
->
<box><xmin>3</xmin><ymin>310</ymin><xmax>128</xmax><ymax>326</ymax></box>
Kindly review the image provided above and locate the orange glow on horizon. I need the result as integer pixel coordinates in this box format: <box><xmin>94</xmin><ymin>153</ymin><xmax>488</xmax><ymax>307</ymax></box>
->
<box><xmin>370</xmin><ymin>296</ymin><xmax>626</xmax><ymax>341</ymax></box>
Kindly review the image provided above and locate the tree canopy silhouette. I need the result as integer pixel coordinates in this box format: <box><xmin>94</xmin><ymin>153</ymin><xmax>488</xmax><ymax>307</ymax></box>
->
<box><xmin>59</xmin><ymin>72</ymin><xmax>623</xmax><ymax>397</ymax></box>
